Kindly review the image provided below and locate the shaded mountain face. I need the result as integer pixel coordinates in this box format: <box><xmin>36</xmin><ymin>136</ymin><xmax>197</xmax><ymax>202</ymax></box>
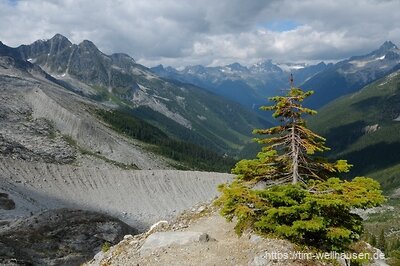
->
<box><xmin>308</xmin><ymin>70</ymin><xmax>400</xmax><ymax>192</ymax></box>
<box><xmin>151</xmin><ymin>60</ymin><xmax>330</xmax><ymax>109</ymax></box>
<box><xmin>302</xmin><ymin>41</ymin><xmax>400</xmax><ymax>108</ymax></box>
<box><xmin>0</xmin><ymin>41</ymin><xmax>39</xmax><ymax>71</ymax></box>
<box><xmin>1</xmin><ymin>34</ymin><xmax>269</xmax><ymax>155</ymax></box>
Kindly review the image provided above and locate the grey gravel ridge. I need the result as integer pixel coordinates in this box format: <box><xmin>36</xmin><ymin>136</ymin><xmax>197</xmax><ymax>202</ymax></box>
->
<box><xmin>0</xmin><ymin>158</ymin><xmax>231</xmax><ymax>230</ymax></box>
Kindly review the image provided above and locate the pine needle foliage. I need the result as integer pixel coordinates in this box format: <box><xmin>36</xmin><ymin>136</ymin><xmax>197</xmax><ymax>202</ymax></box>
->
<box><xmin>216</xmin><ymin>87</ymin><xmax>385</xmax><ymax>252</ymax></box>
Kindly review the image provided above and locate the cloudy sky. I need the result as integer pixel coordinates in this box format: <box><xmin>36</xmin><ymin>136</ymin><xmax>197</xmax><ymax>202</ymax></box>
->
<box><xmin>1</xmin><ymin>0</ymin><xmax>399</xmax><ymax>67</ymax></box>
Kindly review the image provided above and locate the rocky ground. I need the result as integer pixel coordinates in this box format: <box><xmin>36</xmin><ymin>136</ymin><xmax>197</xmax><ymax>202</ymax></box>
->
<box><xmin>88</xmin><ymin>205</ymin><xmax>323</xmax><ymax>266</ymax></box>
<box><xmin>0</xmin><ymin>209</ymin><xmax>136</xmax><ymax>265</ymax></box>
<box><xmin>87</xmin><ymin>204</ymin><xmax>391</xmax><ymax>266</ymax></box>
<box><xmin>0</xmin><ymin>193</ymin><xmax>15</xmax><ymax>210</ymax></box>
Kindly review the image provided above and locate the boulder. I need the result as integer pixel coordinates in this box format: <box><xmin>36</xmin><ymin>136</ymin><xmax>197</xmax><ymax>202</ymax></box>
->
<box><xmin>140</xmin><ymin>231</ymin><xmax>209</xmax><ymax>253</ymax></box>
<box><xmin>0</xmin><ymin>193</ymin><xmax>15</xmax><ymax>210</ymax></box>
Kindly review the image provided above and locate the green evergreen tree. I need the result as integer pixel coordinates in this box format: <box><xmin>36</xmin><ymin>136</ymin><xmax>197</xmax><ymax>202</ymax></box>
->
<box><xmin>251</xmin><ymin>88</ymin><xmax>351</xmax><ymax>185</ymax></box>
<box><xmin>371</xmin><ymin>233</ymin><xmax>377</xmax><ymax>247</ymax></box>
<box><xmin>378</xmin><ymin>229</ymin><xmax>386</xmax><ymax>252</ymax></box>
<box><xmin>216</xmin><ymin>85</ymin><xmax>385</xmax><ymax>251</ymax></box>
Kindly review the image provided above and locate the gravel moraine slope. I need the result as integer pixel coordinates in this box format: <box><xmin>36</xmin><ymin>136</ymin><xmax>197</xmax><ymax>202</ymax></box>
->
<box><xmin>0</xmin><ymin>158</ymin><xmax>232</xmax><ymax>231</ymax></box>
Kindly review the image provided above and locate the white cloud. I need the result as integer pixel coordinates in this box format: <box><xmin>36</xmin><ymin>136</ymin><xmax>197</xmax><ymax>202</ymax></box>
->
<box><xmin>0</xmin><ymin>0</ymin><xmax>399</xmax><ymax>68</ymax></box>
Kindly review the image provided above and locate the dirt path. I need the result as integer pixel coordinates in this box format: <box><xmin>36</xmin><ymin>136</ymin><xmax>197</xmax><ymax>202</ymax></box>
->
<box><xmin>98</xmin><ymin>211</ymin><xmax>318</xmax><ymax>266</ymax></box>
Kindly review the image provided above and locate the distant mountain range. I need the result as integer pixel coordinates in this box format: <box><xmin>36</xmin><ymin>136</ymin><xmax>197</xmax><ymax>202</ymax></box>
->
<box><xmin>303</xmin><ymin>41</ymin><xmax>400</xmax><ymax>108</ymax></box>
<box><xmin>152</xmin><ymin>41</ymin><xmax>400</xmax><ymax>109</ymax></box>
<box><xmin>152</xmin><ymin>60</ymin><xmax>330</xmax><ymax>109</ymax></box>
<box><xmin>0</xmin><ymin>34</ymin><xmax>270</xmax><ymax>157</ymax></box>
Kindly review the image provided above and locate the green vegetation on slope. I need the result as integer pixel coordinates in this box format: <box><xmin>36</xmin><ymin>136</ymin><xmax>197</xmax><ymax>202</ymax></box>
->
<box><xmin>96</xmin><ymin>109</ymin><xmax>236</xmax><ymax>172</ymax></box>
<box><xmin>307</xmin><ymin>72</ymin><xmax>400</xmax><ymax>262</ymax></box>
<box><xmin>89</xmin><ymin>77</ymin><xmax>271</xmax><ymax>158</ymax></box>
<box><xmin>308</xmin><ymin>71</ymin><xmax>400</xmax><ymax>190</ymax></box>
<box><xmin>362</xmin><ymin>199</ymin><xmax>400</xmax><ymax>265</ymax></box>
<box><xmin>133</xmin><ymin>76</ymin><xmax>271</xmax><ymax>154</ymax></box>
<box><xmin>130</xmin><ymin>106</ymin><xmax>232</xmax><ymax>152</ymax></box>
<box><xmin>368</xmin><ymin>164</ymin><xmax>400</xmax><ymax>194</ymax></box>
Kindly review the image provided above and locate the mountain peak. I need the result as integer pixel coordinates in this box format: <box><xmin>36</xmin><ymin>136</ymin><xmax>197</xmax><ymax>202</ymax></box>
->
<box><xmin>79</xmin><ymin>39</ymin><xmax>98</xmax><ymax>50</ymax></box>
<box><xmin>50</xmin><ymin>33</ymin><xmax>71</xmax><ymax>43</ymax></box>
<box><xmin>378</xmin><ymin>41</ymin><xmax>398</xmax><ymax>51</ymax></box>
<box><xmin>152</xmin><ymin>64</ymin><xmax>165</xmax><ymax>71</ymax></box>
<box><xmin>184</xmin><ymin>65</ymin><xmax>206</xmax><ymax>72</ymax></box>
<box><xmin>227</xmin><ymin>62</ymin><xmax>242</xmax><ymax>67</ymax></box>
<box><xmin>51</xmin><ymin>33</ymin><xmax>67</xmax><ymax>39</ymax></box>
<box><xmin>226</xmin><ymin>62</ymin><xmax>248</xmax><ymax>71</ymax></box>
<box><xmin>250</xmin><ymin>59</ymin><xmax>282</xmax><ymax>73</ymax></box>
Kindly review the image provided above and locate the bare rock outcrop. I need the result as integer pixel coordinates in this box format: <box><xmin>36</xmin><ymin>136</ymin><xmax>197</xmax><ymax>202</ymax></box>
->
<box><xmin>139</xmin><ymin>231</ymin><xmax>210</xmax><ymax>254</ymax></box>
<box><xmin>0</xmin><ymin>209</ymin><xmax>136</xmax><ymax>266</ymax></box>
<box><xmin>0</xmin><ymin>193</ymin><xmax>15</xmax><ymax>210</ymax></box>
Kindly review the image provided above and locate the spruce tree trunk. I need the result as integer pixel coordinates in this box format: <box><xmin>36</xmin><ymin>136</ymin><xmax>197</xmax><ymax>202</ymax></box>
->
<box><xmin>291</xmin><ymin>124</ymin><xmax>299</xmax><ymax>184</ymax></box>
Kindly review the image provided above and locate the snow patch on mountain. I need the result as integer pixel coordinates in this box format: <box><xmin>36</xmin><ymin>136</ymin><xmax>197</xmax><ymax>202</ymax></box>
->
<box><xmin>175</xmin><ymin>96</ymin><xmax>186</xmax><ymax>108</ymax></box>
<box><xmin>363</xmin><ymin>124</ymin><xmax>379</xmax><ymax>133</ymax></box>
<box><xmin>387</xmin><ymin>71</ymin><xmax>400</xmax><ymax>79</ymax></box>
<box><xmin>276</xmin><ymin>63</ymin><xmax>306</xmax><ymax>72</ymax></box>
<box><xmin>350</xmin><ymin>53</ymin><xmax>395</xmax><ymax>69</ymax></box>
<box><xmin>153</xmin><ymin>95</ymin><xmax>171</xmax><ymax>102</ymax></box>
<box><xmin>197</xmin><ymin>115</ymin><xmax>207</xmax><ymax>121</ymax></box>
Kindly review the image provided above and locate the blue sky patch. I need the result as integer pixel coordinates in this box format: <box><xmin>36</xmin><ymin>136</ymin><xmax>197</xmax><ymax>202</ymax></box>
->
<box><xmin>6</xmin><ymin>0</ymin><xmax>18</xmax><ymax>6</ymax></box>
<box><xmin>259</xmin><ymin>20</ymin><xmax>301</xmax><ymax>32</ymax></box>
